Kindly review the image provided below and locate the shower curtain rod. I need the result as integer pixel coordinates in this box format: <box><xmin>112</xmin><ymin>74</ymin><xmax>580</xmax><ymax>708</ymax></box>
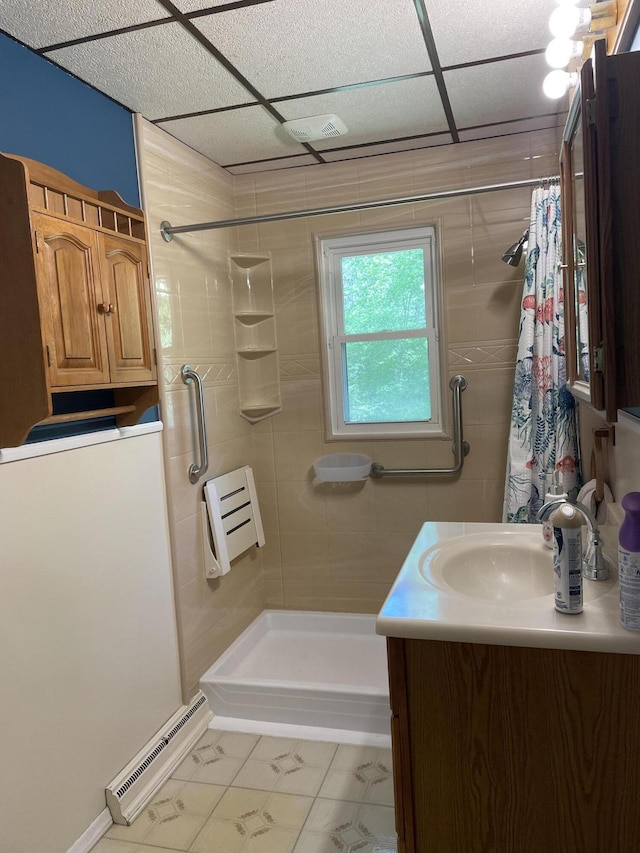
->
<box><xmin>159</xmin><ymin>174</ymin><xmax>558</xmax><ymax>241</ymax></box>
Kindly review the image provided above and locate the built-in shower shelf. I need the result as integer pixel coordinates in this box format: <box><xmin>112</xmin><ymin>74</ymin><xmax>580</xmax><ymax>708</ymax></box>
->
<box><xmin>240</xmin><ymin>403</ymin><xmax>282</xmax><ymax>422</ymax></box>
<box><xmin>230</xmin><ymin>252</ymin><xmax>281</xmax><ymax>424</ymax></box>
<box><xmin>237</xmin><ymin>347</ymin><xmax>277</xmax><ymax>357</ymax></box>
<box><xmin>234</xmin><ymin>312</ymin><xmax>274</xmax><ymax>324</ymax></box>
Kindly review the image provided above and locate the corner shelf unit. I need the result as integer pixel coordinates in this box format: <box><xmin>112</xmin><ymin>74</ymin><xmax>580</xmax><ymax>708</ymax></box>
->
<box><xmin>230</xmin><ymin>254</ymin><xmax>281</xmax><ymax>423</ymax></box>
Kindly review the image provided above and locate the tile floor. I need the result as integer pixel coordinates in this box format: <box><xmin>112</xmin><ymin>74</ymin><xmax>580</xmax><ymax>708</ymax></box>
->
<box><xmin>94</xmin><ymin>730</ymin><xmax>397</xmax><ymax>853</ymax></box>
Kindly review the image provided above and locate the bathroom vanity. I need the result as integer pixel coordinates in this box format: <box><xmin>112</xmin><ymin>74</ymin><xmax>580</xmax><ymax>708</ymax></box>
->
<box><xmin>377</xmin><ymin>521</ymin><xmax>640</xmax><ymax>853</ymax></box>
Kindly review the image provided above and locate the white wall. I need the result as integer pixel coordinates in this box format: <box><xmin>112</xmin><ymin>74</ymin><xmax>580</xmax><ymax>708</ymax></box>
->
<box><xmin>0</xmin><ymin>428</ymin><xmax>182</xmax><ymax>853</ymax></box>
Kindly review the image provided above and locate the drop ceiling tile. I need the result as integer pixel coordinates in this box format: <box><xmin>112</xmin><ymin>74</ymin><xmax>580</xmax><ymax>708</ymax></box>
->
<box><xmin>320</xmin><ymin>134</ymin><xmax>452</xmax><ymax>162</ymax></box>
<box><xmin>427</xmin><ymin>0</ymin><xmax>559</xmax><ymax>66</ymax></box>
<box><xmin>276</xmin><ymin>77</ymin><xmax>448</xmax><ymax>151</ymax></box>
<box><xmin>0</xmin><ymin>0</ymin><xmax>168</xmax><ymax>49</ymax></box>
<box><xmin>173</xmin><ymin>0</ymin><xmax>253</xmax><ymax>8</ymax></box>
<box><xmin>157</xmin><ymin>106</ymin><xmax>308</xmax><ymax>166</ymax></box>
<box><xmin>445</xmin><ymin>54</ymin><xmax>569</xmax><ymax>131</ymax></box>
<box><xmin>227</xmin><ymin>155</ymin><xmax>320</xmax><ymax>174</ymax></box>
<box><xmin>192</xmin><ymin>0</ymin><xmax>431</xmax><ymax>98</ymax></box>
<box><xmin>458</xmin><ymin>115</ymin><xmax>566</xmax><ymax>143</ymax></box>
<box><xmin>46</xmin><ymin>23</ymin><xmax>254</xmax><ymax>120</ymax></box>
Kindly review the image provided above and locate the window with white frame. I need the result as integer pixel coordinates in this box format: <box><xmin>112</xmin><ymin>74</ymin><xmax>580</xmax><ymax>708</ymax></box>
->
<box><xmin>317</xmin><ymin>225</ymin><xmax>444</xmax><ymax>440</ymax></box>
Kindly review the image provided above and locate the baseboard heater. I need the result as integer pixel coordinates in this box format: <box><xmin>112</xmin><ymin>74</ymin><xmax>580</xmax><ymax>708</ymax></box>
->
<box><xmin>105</xmin><ymin>691</ymin><xmax>212</xmax><ymax>825</ymax></box>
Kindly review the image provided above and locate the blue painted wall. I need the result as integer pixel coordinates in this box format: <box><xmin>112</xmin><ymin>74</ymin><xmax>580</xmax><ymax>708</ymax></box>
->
<box><xmin>0</xmin><ymin>32</ymin><xmax>158</xmax><ymax>439</ymax></box>
<box><xmin>0</xmin><ymin>32</ymin><xmax>139</xmax><ymax>205</ymax></box>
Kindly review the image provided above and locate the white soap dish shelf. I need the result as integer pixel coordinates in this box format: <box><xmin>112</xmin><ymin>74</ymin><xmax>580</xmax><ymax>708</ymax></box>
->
<box><xmin>313</xmin><ymin>453</ymin><xmax>372</xmax><ymax>482</ymax></box>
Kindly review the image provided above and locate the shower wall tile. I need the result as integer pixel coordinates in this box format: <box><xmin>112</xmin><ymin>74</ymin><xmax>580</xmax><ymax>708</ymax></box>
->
<box><xmin>276</xmin><ymin>302</ymin><xmax>320</xmax><ymax>356</ymax></box>
<box><xmin>277</xmin><ymin>481</ymin><xmax>328</xmax><ymax>532</ymax></box>
<box><xmin>273</xmin><ymin>431</ymin><xmax>324</xmax><ymax>481</ymax></box>
<box><xmin>471</xmin><ymin>222</ymin><xmax>532</xmax><ymax>287</ymax></box>
<box><xmin>238</xmin><ymin>127</ymin><xmax>559</xmax><ymax>614</ymax></box>
<box><xmin>272</xmin><ymin>379</ymin><xmax>322</xmax><ymax>432</ymax></box>
<box><xmin>456</xmin><ymin>367</ymin><xmax>515</xmax><ymax>426</ymax></box>
<box><xmin>256</xmin><ymin>480</ymin><xmax>279</xmax><ymax>533</ymax></box>
<box><xmin>327</xmin><ymin>531</ymin><xmax>414</xmax><ymax>584</ymax></box>
<box><xmin>272</xmin><ymin>243</ymin><xmax>317</xmax><ymax>304</ymax></box>
<box><xmin>173</xmin><ymin>511</ymin><xmax>203</xmax><ymax>588</ymax></box>
<box><xmin>357</xmin><ymin>152</ymin><xmax>414</xmax><ymax>202</ymax></box>
<box><xmin>322</xmin><ymin>482</ymin><xmax>377</xmax><ymax>533</ymax></box>
<box><xmin>253</xmin><ymin>432</ymin><xmax>276</xmax><ymax>483</ymax></box>
<box><xmin>138</xmin><ymin>119</ymin><xmax>265</xmax><ymax>700</ymax></box>
<box><xmin>471</xmin><ymin>281</ymin><xmax>523</xmax><ymax>342</ymax></box>
<box><xmin>358</xmin><ymin>203</ymin><xmax>416</xmax><ymax>230</ymax></box>
<box><xmin>372</xmin><ymin>481</ymin><xmax>430</xmax><ymax>534</ymax></box>
<box><xmin>425</xmin><ymin>478</ymin><xmax>504</xmax><ymax>522</ymax></box>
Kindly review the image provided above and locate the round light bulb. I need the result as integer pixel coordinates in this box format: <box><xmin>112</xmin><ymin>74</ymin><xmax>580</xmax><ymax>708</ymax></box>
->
<box><xmin>545</xmin><ymin>37</ymin><xmax>579</xmax><ymax>68</ymax></box>
<box><xmin>549</xmin><ymin>5</ymin><xmax>582</xmax><ymax>38</ymax></box>
<box><xmin>543</xmin><ymin>69</ymin><xmax>572</xmax><ymax>99</ymax></box>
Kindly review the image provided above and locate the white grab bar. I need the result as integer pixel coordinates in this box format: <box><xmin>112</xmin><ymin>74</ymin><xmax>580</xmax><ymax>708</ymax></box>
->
<box><xmin>181</xmin><ymin>364</ymin><xmax>209</xmax><ymax>484</ymax></box>
<box><xmin>370</xmin><ymin>375</ymin><xmax>469</xmax><ymax>478</ymax></box>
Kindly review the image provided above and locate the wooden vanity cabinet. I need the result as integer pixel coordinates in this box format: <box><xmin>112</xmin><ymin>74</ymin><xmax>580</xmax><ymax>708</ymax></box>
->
<box><xmin>0</xmin><ymin>153</ymin><xmax>158</xmax><ymax>447</ymax></box>
<box><xmin>387</xmin><ymin>637</ymin><xmax>640</xmax><ymax>852</ymax></box>
<box><xmin>561</xmin><ymin>43</ymin><xmax>640</xmax><ymax>421</ymax></box>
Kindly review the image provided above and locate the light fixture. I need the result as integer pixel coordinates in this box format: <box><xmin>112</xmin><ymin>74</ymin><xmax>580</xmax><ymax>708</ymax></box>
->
<box><xmin>549</xmin><ymin>0</ymin><xmax>617</xmax><ymax>39</ymax></box>
<box><xmin>542</xmin><ymin>1</ymin><xmax>617</xmax><ymax>99</ymax></box>
<box><xmin>543</xmin><ymin>69</ymin><xmax>579</xmax><ymax>99</ymax></box>
<box><xmin>501</xmin><ymin>230</ymin><xmax>529</xmax><ymax>267</ymax></box>
<box><xmin>545</xmin><ymin>37</ymin><xmax>583</xmax><ymax>67</ymax></box>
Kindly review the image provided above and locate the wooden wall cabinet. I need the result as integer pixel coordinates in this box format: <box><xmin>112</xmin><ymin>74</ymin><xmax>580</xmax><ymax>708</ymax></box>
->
<box><xmin>561</xmin><ymin>44</ymin><xmax>640</xmax><ymax>421</ymax></box>
<box><xmin>0</xmin><ymin>153</ymin><xmax>159</xmax><ymax>447</ymax></box>
<box><xmin>388</xmin><ymin>637</ymin><xmax>640</xmax><ymax>852</ymax></box>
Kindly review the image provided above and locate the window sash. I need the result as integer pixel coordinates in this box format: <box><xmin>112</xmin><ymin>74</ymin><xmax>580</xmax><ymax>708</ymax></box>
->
<box><xmin>319</xmin><ymin>226</ymin><xmax>443</xmax><ymax>440</ymax></box>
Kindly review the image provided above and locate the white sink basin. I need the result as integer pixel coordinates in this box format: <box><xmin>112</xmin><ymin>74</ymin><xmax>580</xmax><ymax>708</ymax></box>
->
<box><xmin>420</xmin><ymin>530</ymin><xmax>554</xmax><ymax>602</ymax></box>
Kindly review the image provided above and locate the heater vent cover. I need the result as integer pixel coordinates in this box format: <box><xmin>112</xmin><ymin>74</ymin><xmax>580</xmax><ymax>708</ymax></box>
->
<box><xmin>282</xmin><ymin>114</ymin><xmax>348</xmax><ymax>143</ymax></box>
<box><xmin>106</xmin><ymin>692</ymin><xmax>211</xmax><ymax>825</ymax></box>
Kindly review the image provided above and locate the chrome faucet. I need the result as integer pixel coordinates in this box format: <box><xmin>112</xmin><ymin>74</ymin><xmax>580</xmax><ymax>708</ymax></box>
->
<box><xmin>536</xmin><ymin>499</ymin><xmax>610</xmax><ymax>581</ymax></box>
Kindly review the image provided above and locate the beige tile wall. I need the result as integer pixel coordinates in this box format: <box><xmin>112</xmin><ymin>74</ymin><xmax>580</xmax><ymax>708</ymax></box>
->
<box><xmin>137</xmin><ymin>119</ymin><xmax>265</xmax><ymax>698</ymax></box>
<box><xmin>234</xmin><ymin>128</ymin><xmax>562</xmax><ymax>614</ymax></box>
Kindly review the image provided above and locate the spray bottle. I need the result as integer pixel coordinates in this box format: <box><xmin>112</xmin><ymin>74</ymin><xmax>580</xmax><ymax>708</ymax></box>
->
<box><xmin>619</xmin><ymin>492</ymin><xmax>640</xmax><ymax>630</ymax></box>
<box><xmin>552</xmin><ymin>503</ymin><xmax>583</xmax><ymax>614</ymax></box>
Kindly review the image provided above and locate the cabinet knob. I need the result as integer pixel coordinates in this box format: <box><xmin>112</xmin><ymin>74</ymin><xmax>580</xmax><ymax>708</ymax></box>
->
<box><xmin>97</xmin><ymin>302</ymin><xmax>115</xmax><ymax>315</ymax></box>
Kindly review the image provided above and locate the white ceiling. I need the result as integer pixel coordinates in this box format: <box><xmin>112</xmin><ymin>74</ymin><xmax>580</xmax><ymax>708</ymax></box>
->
<box><xmin>0</xmin><ymin>0</ymin><xmax>568</xmax><ymax>174</ymax></box>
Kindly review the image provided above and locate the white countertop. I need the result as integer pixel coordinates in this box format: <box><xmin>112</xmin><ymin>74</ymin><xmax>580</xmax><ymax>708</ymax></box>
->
<box><xmin>376</xmin><ymin>515</ymin><xmax>640</xmax><ymax>655</ymax></box>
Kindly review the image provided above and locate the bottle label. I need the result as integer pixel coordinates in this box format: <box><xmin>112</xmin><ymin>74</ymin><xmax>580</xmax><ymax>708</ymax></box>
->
<box><xmin>542</xmin><ymin>519</ymin><xmax>554</xmax><ymax>549</ymax></box>
<box><xmin>553</xmin><ymin>526</ymin><xmax>582</xmax><ymax>613</ymax></box>
<box><xmin>619</xmin><ymin>547</ymin><xmax>640</xmax><ymax>630</ymax></box>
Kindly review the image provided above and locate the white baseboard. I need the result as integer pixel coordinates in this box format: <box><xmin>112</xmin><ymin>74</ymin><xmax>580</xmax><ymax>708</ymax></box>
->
<box><xmin>67</xmin><ymin>808</ymin><xmax>112</xmax><ymax>853</ymax></box>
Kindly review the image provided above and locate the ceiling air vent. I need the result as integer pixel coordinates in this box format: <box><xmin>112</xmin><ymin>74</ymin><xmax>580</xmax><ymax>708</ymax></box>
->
<box><xmin>282</xmin><ymin>114</ymin><xmax>348</xmax><ymax>143</ymax></box>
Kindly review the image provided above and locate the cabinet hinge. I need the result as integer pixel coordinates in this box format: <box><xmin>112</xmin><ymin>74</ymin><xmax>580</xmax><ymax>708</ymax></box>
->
<box><xmin>34</xmin><ymin>231</ymin><xmax>41</xmax><ymax>254</ymax></box>
<box><xmin>592</xmin><ymin>344</ymin><xmax>604</xmax><ymax>373</ymax></box>
<box><xmin>45</xmin><ymin>345</ymin><xmax>51</xmax><ymax>367</ymax></box>
<box><xmin>585</xmin><ymin>98</ymin><xmax>597</xmax><ymax>128</ymax></box>
<box><xmin>153</xmin><ymin>347</ymin><xmax>157</xmax><ymax>365</ymax></box>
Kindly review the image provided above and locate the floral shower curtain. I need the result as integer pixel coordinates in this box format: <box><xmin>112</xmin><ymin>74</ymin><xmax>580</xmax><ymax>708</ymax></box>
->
<box><xmin>503</xmin><ymin>183</ymin><xmax>580</xmax><ymax>523</ymax></box>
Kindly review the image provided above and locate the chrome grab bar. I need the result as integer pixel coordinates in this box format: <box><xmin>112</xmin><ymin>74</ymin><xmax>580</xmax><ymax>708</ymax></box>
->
<box><xmin>181</xmin><ymin>364</ymin><xmax>209</xmax><ymax>484</ymax></box>
<box><xmin>370</xmin><ymin>375</ymin><xmax>469</xmax><ymax>478</ymax></box>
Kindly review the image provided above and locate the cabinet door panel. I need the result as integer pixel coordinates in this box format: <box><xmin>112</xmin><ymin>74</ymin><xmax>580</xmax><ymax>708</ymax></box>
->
<box><xmin>100</xmin><ymin>234</ymin><xmax>155</xmax><ymax>383</ymax></box>
<box><xmin>33</xmin><ymin>213</ymin><xmax>109</xmax><ymax>387</ymax></box>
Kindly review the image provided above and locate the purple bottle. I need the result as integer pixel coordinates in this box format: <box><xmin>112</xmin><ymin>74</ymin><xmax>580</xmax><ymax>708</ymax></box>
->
<box><xmin>619</xmin><ymin>492</ymin><xmax>640</xmax><ymax>630</ymax></box>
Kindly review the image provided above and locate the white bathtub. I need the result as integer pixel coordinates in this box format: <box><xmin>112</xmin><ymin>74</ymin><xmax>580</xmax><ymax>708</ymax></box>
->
<box><xmin>200</xmin><ymin>610</ymin><xmax>391</xmax><ymax>746</ymax></box>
